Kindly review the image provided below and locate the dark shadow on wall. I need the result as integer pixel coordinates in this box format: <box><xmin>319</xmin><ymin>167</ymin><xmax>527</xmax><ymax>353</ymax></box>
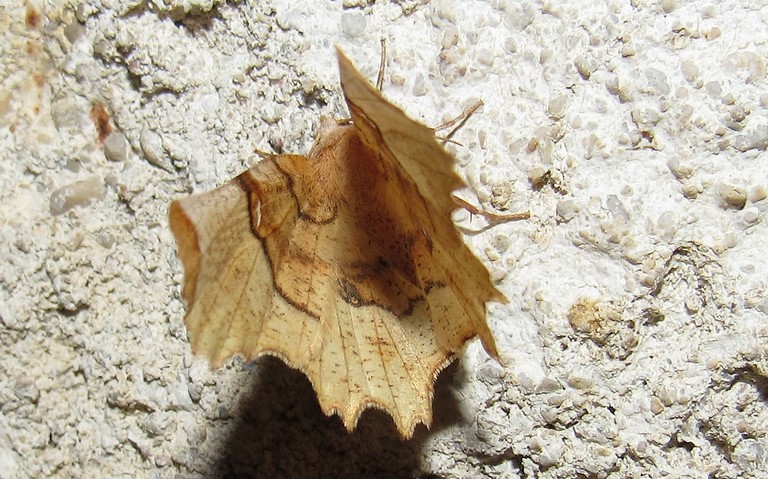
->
<box><xmin>206</xmin><ymin>356</ymin><xmax>465</xmax><ymax>479</ymax></box>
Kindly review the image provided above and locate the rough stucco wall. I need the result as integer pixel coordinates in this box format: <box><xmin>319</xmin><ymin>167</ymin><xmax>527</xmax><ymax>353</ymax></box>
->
<box><xmin>1</xmin><ymin>0</ymin><xmax>767</xmax><ymax>477</ymax></box>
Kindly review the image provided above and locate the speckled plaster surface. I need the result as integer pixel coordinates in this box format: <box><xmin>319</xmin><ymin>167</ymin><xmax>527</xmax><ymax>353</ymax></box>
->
<box><xmin>1</xmin><ymin>0</ymin><xmax>767</xmax><ymax>478</ymax></box>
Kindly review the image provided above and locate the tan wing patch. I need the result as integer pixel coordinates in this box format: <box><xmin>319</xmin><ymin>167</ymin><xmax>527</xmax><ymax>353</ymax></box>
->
<box><xmin>169</xmin><ymin>48</ymin><xmax>506</xmax><ymax>438</ymax></box>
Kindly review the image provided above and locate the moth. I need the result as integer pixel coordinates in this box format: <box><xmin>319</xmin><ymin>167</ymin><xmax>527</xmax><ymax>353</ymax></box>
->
<box><xmin>169</xmin><ymin>48</ymin><xmax>505</xmax><ymax>438</ymax></box>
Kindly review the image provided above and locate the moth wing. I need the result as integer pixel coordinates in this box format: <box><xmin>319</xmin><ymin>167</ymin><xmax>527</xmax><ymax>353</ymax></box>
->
<box><xmin>336</xmin><ymin>48</ymin><xmax>504</xmax><ymax>358</ymax></box>
<box><xmin>169</xmin><ymin>161</ymin><xmax>324</xmax><ymax>368</ymax></box>
<box><xmin>170</xmin><ymin>158</ymin><xmax>436</xmax><ymax>436</ymax></box>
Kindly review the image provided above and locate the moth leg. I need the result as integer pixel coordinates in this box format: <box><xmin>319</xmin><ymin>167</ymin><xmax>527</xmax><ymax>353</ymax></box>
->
<box><xmin>452</xmin><ymin>194</ymin><xmax>530</xmax><ymax>234</ymax></box>
<box><xmin>434</xmin><ymin>100</ymin><xmax>484</xmax><ymax>144</ymax></box>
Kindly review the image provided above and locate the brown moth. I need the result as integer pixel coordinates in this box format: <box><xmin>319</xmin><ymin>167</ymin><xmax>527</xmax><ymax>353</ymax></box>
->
<box><xmin>169</xmin><ymin>48</ymin><xmax>505</xmax><ymax>438</ymax></box>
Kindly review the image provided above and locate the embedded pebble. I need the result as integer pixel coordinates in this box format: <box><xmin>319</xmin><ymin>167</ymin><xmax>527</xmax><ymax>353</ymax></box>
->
<box><xmin>75</xmin><ymin>2</ymin><xmax>97</xmax><ymax>22</ymax></box>
<box><xmin>477</xmin><ymin>48</ymin><xmax>494</xmax><ymax>66</ymax></box>
<box><xmin>621</xmin><ymin>37</ymin><xmax>635</xmax><ymax>57</ymax></box>
<box><xmin>706</xmin><ymin>26</ymin><xmax>721</xmax><ymax>41</ymax></box>
<box><xmin>340</xmin><ymin>12</ymin><xmax>365</xmax><ymax>38</ymax></box>
<box><xmin>540</xmin><ymin>48</ymin><xmax>552</xmax><ymax>64</ymax></box>
<box><xmin>100</xmin><ymin>428</ymin><xmax>119</xmax><ymax>452</ymax></box>
<box><xmin>568</xmin><ymin>298</ymin><xmax>601</xmax><ymax>334</ymax></box>
<box><xmin>567</xmin><ymin>373</ymin><xmax>594</xmax><ymax>390</ymax></box>
<box><xmin>491</xmin><ymin>235</ymin><xmax>510</xmax><ymax>254</ymax></box>
<box><xmin>275</xmin><ymin>9</ymin><xmax>301</xmax><ymax>31</ymax></box>
<box><xmin>733</xmin><ymin>439</ymin><xmax>765</xmax><ymax>471</ymax></box>
<box><xmin>50</xmin><ymin>176</ymin><xmax>106</xmax><ymax>215</ymax></box>
<box><xmin>650</xmin><ymin>396</ymin><xmax>665</xmax><ymax>414</ymax></box>
<box><xmin>140</xmin><ymin>128</ymin><xmax>173</xmax><ymax>172</ymax></box>
<box><xmin>51</xmin><ymin>97</ymin><xmax>90</xmax><ymax>133</ymax></box>
<box><xmin>139</xmin><ymin>412</ymin><xmax>175</xmax><ymax>437</ymax></box>
<box><xmin>575</xmin><ymin>54</ymin><xmax>598</xmax><ymax>79</ymax></box>
<box><xmin>536</xmin><ymin>378</ymin><xmax>562</xmax><ymax>393</ymax></box>
<box><xmin>643</xmin><ymin>68</ymin><xmax>670</xmax><ymax>96</ymax></box>
<box><xmin>660</xmin><ymin>0</ymin><xmax>677</xmax><ymax>13</ymax></box>
<box><xmin>719</xmin><ymin>183</ymin><xmax>747</xmax><ymax>210</ymax></box>
<box><xmin>724</xmin><ymin>51</ymin><xmax>766</xmax><ymax>84</ymax></box>
<box><xmin>606</xmin><ymin>195</ymin><xmax>629</xmax><ymax>223</ymax></box>
<box><xmin>742</xmin><ymin>208</ymin><xmax>759</xmax><ymax>224</ymax></box>
<box><xmin>733</xmin><ymin>129</ymin><xmax>768</xmax><ymax>152</ymax></box>
<box><xmin>726</xmin><ymin>104</ymin><xmax>748</xmax><ymax>127</ymax></box>
<box><xmin>681</xmin><ymin>60</ymin><xmax>699</xmax><ymax>83</ymax></box>
<box><xmin>103</xmin><ymin>131</ymin><xmax>129</xmax><ymax>162</ymax></box>
<box><xmin>706</xmin><ymin>81</ymin><xmax>722</xmax><ymax>98</ymax></box>
<box><xmin>548</xmin><ymin>95</ymin><xmax>568</xmax><ymax>119</ymax></box>
<box><xmin>168</xmin><ymin>380</ymin><xmax>195</xmax><ymax>411</ymax></box>
<box><xmin>667</xmin><ymin>157</ymin><xmax>693</xmax><ymax>180</ymax></box>
<box><xmin>556</xmin><ymin>200</ymin><xmax>579</xmax><ymax>222</ymax></box>
<box><xmin>431</xmin><ymin>0</ymin><xmax>458</xmax><ymax>25</ymax></box>
<box><xmin>412</xmin><ymin>74</ymin><xmax>427</xmax><ymax>97</ymax></box>
<box><xmin>530</xmin><ymin>432</ymin><xmax>564</xmax><ymax>467</ymax></box>
<box><xmin>95</xmin><ymin>230</ymin><xmax>115</xmax><ymax>249</ymax></box>
<box><xmin>631</xmin><ymin>108</ymin><xmax>660</xmax><ymax>128</ymax></box>
<box><xmin>656</xmin><ymin>386</ymin><xmax>675</xmax><ymax>407</ymax></box>
<box><xmin>748</xmin><ymin>185</ymin><xmax>767</xmax><ymax>203</ymax></box>
<box><xmin>605</xmin><ymin>76</ymin><xmax>631</xmax><ymax>102</ymax></box>
<box><xmin>64</xmin><ymin>22</ymin><xmax>85</xmax><ymax>43</ymax></box>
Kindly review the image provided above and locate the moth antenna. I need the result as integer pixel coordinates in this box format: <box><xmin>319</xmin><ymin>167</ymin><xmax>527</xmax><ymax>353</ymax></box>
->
<box><xmin>434</xmin><ymin>135</ymin><xmax>465</xmax><ymax>146</ymax></box>
<box><xmin>376</xmin><ymin>37</ymin><xmax>387</xmax><ymax>91</ymax></box>
<box><xmin>254</xmin><ymin>147</ymin><xmax>276</xmax><ymax>159</ymax></box>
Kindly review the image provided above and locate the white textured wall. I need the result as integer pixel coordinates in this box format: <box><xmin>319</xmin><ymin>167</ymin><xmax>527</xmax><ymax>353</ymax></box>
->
<box><xmin>1</xmin><ymin>0</ymin><xmax>766</xmax><ymax>477</ymax></box>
